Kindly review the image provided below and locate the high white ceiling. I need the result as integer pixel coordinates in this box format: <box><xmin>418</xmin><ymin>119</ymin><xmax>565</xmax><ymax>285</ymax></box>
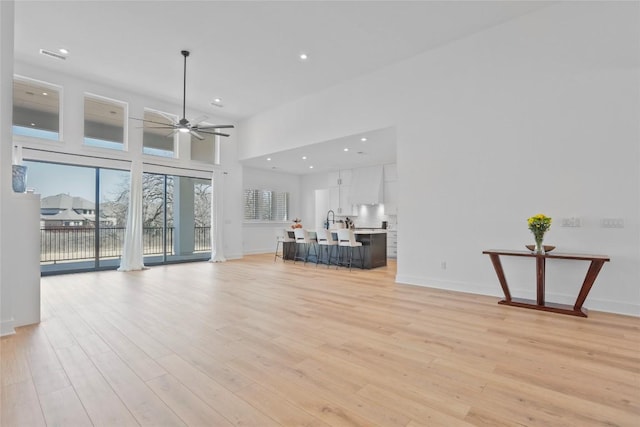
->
<box><xmin>13</xmin><ymin>1</ymin><xmax>551</xmax><ymax>174</ymax></box>
<box><xmin>241</xmin><ymin>126</ymin><xmax>397</xmax><ymax>175</ymax></box>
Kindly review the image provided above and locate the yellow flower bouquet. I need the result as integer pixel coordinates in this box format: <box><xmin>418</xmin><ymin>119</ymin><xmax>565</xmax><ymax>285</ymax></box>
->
<box><xmin>527</xmin><ymin>214</ymin><xmax>552</xmax><ymax>253</ymax></box>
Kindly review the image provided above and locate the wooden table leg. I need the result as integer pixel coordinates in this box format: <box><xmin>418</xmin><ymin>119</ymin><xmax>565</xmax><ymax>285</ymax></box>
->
<box><xmin>489</xmin><ymin>254</ymin><xmax>511</xmax><ymax>302</ymax></box>
<box><xmin>573</xmin><ymin>260</ymin><xmax>606</xmax><ymax>312</ymax></box>
<box><xmin>536</xmin><ymin>255</ymin><xmax>545</xmax><ymax>306</ymax></box>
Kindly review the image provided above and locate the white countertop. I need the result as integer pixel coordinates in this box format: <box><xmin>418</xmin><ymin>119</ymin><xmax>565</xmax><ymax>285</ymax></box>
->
<box><xmin>289</xmin><ymin>229</ymin><xmax>388</xmax><ymax>235</ymax></box>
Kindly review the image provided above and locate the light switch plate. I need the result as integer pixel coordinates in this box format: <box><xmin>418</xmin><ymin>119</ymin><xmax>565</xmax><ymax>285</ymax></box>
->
<box><xmin>601</xmin><ymin>218</ymin><xmax>624</xmax><ymax>228</ymax></box>
<box><xmin>561</xmin><ymin>217</ymin><xmax>581</xmax><ymax>227</ymax></box>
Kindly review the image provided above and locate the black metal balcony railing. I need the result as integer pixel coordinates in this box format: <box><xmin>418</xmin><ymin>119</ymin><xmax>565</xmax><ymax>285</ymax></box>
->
<box><xmin>40</xmin><ymin>226</ymin><xmax>211</xmax><ymax>263</ymax></box>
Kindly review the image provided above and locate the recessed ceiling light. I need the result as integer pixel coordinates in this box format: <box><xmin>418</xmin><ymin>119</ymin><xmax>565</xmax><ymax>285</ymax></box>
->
<box><xmin>309</xmin><ymin>165</ymin><xmax>314</xmax><ymax>169</ymax></box>
<box><xmin>59</xmin><ymin>48</ymin><xmax>69</xmax><ymax>55</ymax></box>
<box><xmin>42</xmin><ymin>92</ymin><xmax>48</xmax><ymax>96</ymax></box>
<box><xmin>213</xmin><ymin>98</ymin><xmax>222</xmax><ymax>103</ymax></box>
<box><xmin>302</xmin><ymin>156</ymin><xmax>307</xmax><ymax>160</ymax></box>
<box><xmin>299</xmin><ymin>52</ymin><xmax>309</xmax><ymax>61</ymax></box>
<box><xmin>211</xmin><ymin>98</ymin><xmax>224</xmax><ymax>107</ymax></box>
<box><xmin>360</xmin><ymin>137</ymin><xmax>367</xmax><ymax>142</ymax></box>
<box><xmin>266</xmin><ymin>157</ymin><xmax>271</xmax><ymax>161</ymax></box>
<box><xmin>30</xmin><ymin>123</ymin><xmax>35</xmax><ymax>126</ymax></box>
<box><xmin>343</xmin><ymin>148</ymin><xmax>349</xmax><ymax>152</ymax></box>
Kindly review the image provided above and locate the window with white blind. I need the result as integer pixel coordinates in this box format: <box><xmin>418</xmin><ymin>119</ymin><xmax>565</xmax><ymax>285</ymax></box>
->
<box><xmin>243</xmin><ymin>189</ymin><xmax>289</xmax><ymax>221</ymax></box>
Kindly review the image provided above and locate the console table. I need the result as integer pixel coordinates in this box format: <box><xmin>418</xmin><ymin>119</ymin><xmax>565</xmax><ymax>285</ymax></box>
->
<box><xmin>482</xmin><ymin>250</ymin><xmax>610</xmax><ymax>317</ymax></box>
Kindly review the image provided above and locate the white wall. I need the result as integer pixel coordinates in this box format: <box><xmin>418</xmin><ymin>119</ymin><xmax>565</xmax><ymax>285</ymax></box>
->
<box><xmin>238</xmin><ymin>2</ymin><xmax>640</xmax><ymax>315</ymax></box>
<box><xmin>242</xmin><ymin>167</ymin><xmax>301</xmax><ymax>254</ymax></box>
<box><xmin>0</xmin><ymin>0</ymin><xmax>16</xmax><ymax>335</ymax></box>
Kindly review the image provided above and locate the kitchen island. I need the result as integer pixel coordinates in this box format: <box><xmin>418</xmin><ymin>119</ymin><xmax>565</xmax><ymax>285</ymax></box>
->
<box><xmin>284</xmin><ymin>229</ymin><xmax>387</xmax><ymax>269</ymax></box>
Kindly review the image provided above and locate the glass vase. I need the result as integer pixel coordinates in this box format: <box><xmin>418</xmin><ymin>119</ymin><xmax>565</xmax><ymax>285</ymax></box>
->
<box><xmin>534</xmin><ymin>234</ymin><xmax>545</xmax><ymax>254</ymax></box>
<box><xmin>12</xmin><ymin>165</ymin><xmax>27</xmax><ymax>193</ymax></box>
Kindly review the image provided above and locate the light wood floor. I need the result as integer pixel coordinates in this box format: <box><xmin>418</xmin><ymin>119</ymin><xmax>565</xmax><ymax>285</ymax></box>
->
<box><xmin>2</xmin><ymin>255</ymin><xmax>639</xmax><ymax>427</ymax></box>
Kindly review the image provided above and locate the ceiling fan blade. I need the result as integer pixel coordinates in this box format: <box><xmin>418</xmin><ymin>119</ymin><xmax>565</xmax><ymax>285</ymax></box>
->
<box><xmin>190</xmin><ymin>130</ymin><xmax>205</xmax><ymax>140</ymax></box>
<box><xmin>166</xmin><ymin>129</ymin><xmax>179</xmax><ymax>138</ymax></box>
<box><xmin>190</xmin><ymin>115</ymin><xmax>208</xmax><ymax>126</ymax></box>
<box><xmin>130</xmin><ymin>117</ymin><xmax>179</xmax><ymax>128</ymax></box>
<box><xmin>155</xmin><ymin>111</ymin><xmax>179</xmax><ymax>125</ymax></box>
<box><xmin>199</xmin><ymin>130</ymin><xmax>231</xmax><ymax>137</ymax></box>
<box><xmin>194</xmin><ymin>124</ymin><xmax>235</xmax><ymax>130</ymax></box>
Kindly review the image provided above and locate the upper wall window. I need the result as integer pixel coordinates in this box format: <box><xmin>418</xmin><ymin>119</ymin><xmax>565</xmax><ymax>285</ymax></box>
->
<box><xmin>143</xmin><ymin>109</ymin><xmax>176</xmax><ymax>158</ymax></box>
<box><xmin>84</xmin><ymin>94</ymin><xmax>126</xmax><ymax>150</ymax></box>
<box><xmin>13</xmin><ymin>77</ymin><xmax>61</xmax><ymax>141</ymax></box>
<box><xmin>190</xmin><ymin>130</ymin><xmax>217</xmax><ymax>164</ymax></box>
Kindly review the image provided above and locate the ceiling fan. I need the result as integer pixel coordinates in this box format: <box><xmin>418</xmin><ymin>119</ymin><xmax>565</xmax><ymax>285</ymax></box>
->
<box><xmin>132</xmin><ymin>50</ymin><xmax>234</xmax><ymax>140</ymax></box>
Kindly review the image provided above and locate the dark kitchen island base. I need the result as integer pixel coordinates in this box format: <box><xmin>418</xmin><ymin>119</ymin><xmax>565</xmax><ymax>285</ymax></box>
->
<box><xmin>283</xmin><ymin>230</ymin><xmax>387</xmax><ymax>269</ymax></box>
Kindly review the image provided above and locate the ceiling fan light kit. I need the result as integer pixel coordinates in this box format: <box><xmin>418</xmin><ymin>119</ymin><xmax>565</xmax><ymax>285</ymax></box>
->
<box><xmin>131</xmin><ymin>50</ymin><xmax>234</xmax><ymax>140</ymax></box>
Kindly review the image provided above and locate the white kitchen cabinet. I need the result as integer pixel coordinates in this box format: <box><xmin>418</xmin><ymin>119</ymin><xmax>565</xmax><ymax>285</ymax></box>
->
<box><xmin>328</xmin><ymin>169</ymin><xmax>356</xmax><ymax>216</ymax></box>
<box><xmin>350</xmin><ymin>165</ymin><xmax>383</xmax><ymax>205</ymax></box>
<box><xmin>327</xmin><ymin>169</ymin><xmax>352</xmax><ymax>187</ymax></box>
<box><xmin>386</xmin><ymin>230</ymin><xmax>397</xmax><ymax>259</ymax></box>
<box><xmin>384</xmin><ymin>180</ymin><xmax>398</xmax><ymax>215</ymax></box>
<box><xmin>339</xmin><ymin>169</ymin><xmax>352</xmax><ymax>186</ymax></box>
<box><xmin>328</xmin><ymin>185</ymin><xmax>339</xmax><ymax>213</ymax></box>
<box><xmin>329</xmin><ymin>184</ymin><xmax>356</xmax><ymax>216</ymax></box>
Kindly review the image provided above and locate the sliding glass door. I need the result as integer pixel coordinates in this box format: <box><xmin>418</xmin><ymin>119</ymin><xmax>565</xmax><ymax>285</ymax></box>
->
<box><xmin>29</xmin><ymin>161</ymin><xmax>97</xmax><ymax>273</ymax></box>
<box><xmin>24</xmin><ymin>160</ymin><xmax>211</xmax><ymax>273</ymax></box>
<box><xmin>25</xmin><ymin>160</ymin><xmax>130</xmax><ymax>273</ymax></box>
<box><xmin>142</xmin><ymin>173</ymin><xmax>212</xmax><ymax>265</ymax></box>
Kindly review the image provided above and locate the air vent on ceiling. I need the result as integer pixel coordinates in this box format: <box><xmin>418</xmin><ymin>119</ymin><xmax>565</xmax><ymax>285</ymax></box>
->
<box><xmin>39</xmin><ymin>49</ymin><xmax>66</xmax><ymax>60</ymax></box>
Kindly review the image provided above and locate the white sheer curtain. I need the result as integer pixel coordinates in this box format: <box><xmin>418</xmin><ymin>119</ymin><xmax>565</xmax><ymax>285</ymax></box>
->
<box><xmin>118</xmin><ymin>159</ymin><xmax>146</xmax><ymax>271</ymax></box>
<box><xmin>209</xmin><ymin>169</ymin><xmax>226</xmax><ymax>262</ymax></box>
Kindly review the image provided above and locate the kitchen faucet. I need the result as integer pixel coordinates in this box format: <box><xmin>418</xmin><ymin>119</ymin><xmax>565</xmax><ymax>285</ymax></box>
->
<box><xmin>325</xmin><ymin>210</ymin><xmax>335</xmax><ymax>229</ymax></box>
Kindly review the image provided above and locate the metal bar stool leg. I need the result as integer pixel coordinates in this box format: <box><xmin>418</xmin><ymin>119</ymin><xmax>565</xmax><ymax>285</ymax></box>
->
<box><xmin>348</xmin><ymin>246</ymin><xmax>354</xmax><ymax>271</ymax></box>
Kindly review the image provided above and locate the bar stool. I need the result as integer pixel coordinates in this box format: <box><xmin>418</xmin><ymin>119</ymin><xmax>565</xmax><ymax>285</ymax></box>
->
<box><xmin>274</xmin><ymin>229</ymin><xmax>295</xmax><ymax>262</ymax></box>
<box><xmin>293</xmin><ymin>228</ymin><xmax>318</xmax><ymax>264</ymax></box>
<box><xmin>337</xmin><ymin>229</ymin><xmax>363</xmax><ymax>271</ymax></box>
<box><xmin>316</xmin><ymin>229</ymin><xmax>338</xmax><ymax>267</ymax></box>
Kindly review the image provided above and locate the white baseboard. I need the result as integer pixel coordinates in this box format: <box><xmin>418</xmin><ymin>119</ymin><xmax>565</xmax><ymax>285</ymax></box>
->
<box><xmin>0</xmin><ymin>317</ymin><xmax>15</xmax><ymax>337</ymax></box>
<box><xmin>224</xmin><ymin>253</ymin><xmax>244</xmax><ymax>260</ymax></box>
<box><xmin>395</xmin><ymin>275</ymin><xmax>640</xmax><ymax>317</ymax></box>
<box><xmin>243</xmin><ymin>249</ymin><xmax>272</xmax><ymax>255</ymax></box>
